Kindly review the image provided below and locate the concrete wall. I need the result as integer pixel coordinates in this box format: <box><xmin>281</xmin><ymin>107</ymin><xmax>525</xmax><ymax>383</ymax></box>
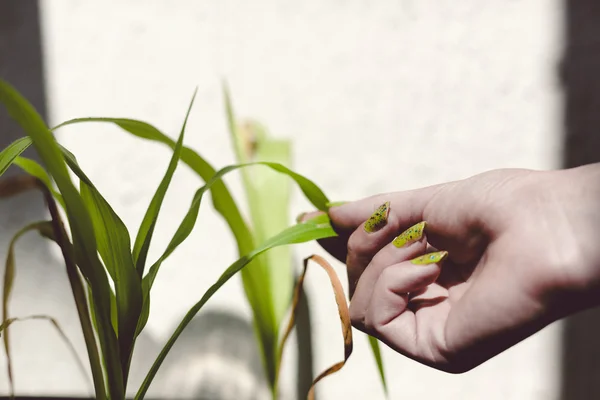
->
<box><xmin>2</xmin><ymin>0</ymin><xmax>596</xmax><ymax>399</ymax></box>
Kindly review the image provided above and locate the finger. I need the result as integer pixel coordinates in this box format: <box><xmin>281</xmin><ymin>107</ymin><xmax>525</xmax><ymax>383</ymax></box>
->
<box><xmin>362</xmin><ymin>252</ymin><xmax>448</xmax><ymax>360</ymax></box>
<box><xmin>349</xmin><ymin>221</ymin><xmax>428</xmax><ymax>324</ymax></box>
<box><xmin>328</xmin><ymin>185</ymin><xmax>445</xmax><ymax>231</ymax></box>
<box><xmin>345</xmin><ymin>201</ymin><xmax>402</xmax><ymax>296</ymax></box>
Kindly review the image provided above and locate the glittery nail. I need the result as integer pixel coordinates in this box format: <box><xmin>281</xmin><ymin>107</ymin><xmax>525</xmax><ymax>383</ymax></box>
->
<box><xmin>363</xmin><ymin>201</ymin><xmax>390</xmax><ymax>233</ymax></box>
<box><xmin>411</xmin><ymin>251</ymin><xmax>449</xmax><ymax>265</ymax></box>
<box><xmin>393</xmin><ymin>221</ymin><xmax>426</xmax><ymax>248</ymax></box>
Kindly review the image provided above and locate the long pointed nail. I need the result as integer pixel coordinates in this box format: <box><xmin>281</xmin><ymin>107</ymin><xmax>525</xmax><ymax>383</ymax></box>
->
<box><xmin>411</xmin><ymin>251</ymin><xmax>449</xmax><ymax>265</ymax></box>
<box><xmin>364</xmin><ymin>201</ymin><xmax>390</xmax><ymax>233</ymax></box>
<box><xmin>393</xmin><ymin>221</ymin><xmax>426</xmax><ymax>248</ymax></box>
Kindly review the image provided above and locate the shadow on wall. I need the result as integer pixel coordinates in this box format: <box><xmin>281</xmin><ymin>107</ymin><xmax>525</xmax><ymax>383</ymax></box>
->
<box><xmin>149</xmin><ymin>310</ymin><xmax>270</xmax><ymax>400</ymax></box>
<box><xmin>560</xmin><ymin>1</ymin><xmax>600</xmax><ymax>399</ymax></box>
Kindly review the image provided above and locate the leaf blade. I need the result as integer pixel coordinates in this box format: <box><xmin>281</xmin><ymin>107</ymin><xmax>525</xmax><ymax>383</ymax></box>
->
<box><xmin>368</xmin><ymin>335</ymin><xmax>388</xmax><ymax>397</ymax></box>
<box><xmin>0</xmin><ymin>137</ymin><xmax>32</xmax><ymax>176</ymax></box>
<box><xmin>132</xmin><ymin>90</ymin><xmax>197</xmax><ymax>276</ymax></box>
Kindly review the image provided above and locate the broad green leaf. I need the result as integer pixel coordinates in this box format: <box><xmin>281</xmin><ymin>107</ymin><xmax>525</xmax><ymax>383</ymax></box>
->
<box><xmin>13</xmin><ymin>156</ymin><xmax>65</xmax><ymax>210</ymax></box>
<box><xmin>0</xmin><ymin>314</ymin><xmax>93</xmax><ymax>396</ymax></box>
<box><xmin>0</xmin><ymin>137</ymin><xmax>32</xmax><ymax>176</ymax></box>
<box><xmin>131</xmin><ymin>91</ymin><xmax>196</xmax><ymax>276</ymax></box>
<box><xmin>368</xmin><ymin>335</ymin><xmax>388</xmax><ymax>397</ymax></box>
<box><xmin>3</xmin><ymin>221</ymin><xmax>50</xmax><ymax>395</ymax></box>
<box><xmin>135</xmin><ymin>213</ymin><xmax>337</xmax><ymax>400</ymax></box>
<box><xmin>226</xmin><ymin>89</ymin><xmax>294</xmax><ymax>388</ymax></box>
<box><xmin>0</xmin><ymin>79</ymin><xmax>123</xmax><ymax>399</ymax></box>
<box><xmin>59</xmin><ymin>146</ymin><xmax>143</xmax><ymax>383</ymax></box>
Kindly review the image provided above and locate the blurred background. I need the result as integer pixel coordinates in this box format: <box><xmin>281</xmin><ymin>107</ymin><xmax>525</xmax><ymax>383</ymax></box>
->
<box><xmin>1</xmin><ymin>0</ymin><xmax>600</xmax><ymax>399</ymax></box>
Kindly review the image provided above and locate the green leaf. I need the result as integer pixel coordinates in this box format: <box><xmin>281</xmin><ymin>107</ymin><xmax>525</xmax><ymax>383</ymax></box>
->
<box><xmin>225</xmin><ymin>90</ymin><xmax>295</xmax><ymax>388</ymax></box>
<box><xmin>0</xmin><ymin>137</ymin><xmax>32</xmax><ymax>176</ymax></box>
<box><xmin>58</xmin><ymin>146</ymin><xmax>143</xmax><ymax>384</ymax></box>
<box><xmin>133</xmin><ymin>90</ymin><xmax>196</xmax><ymax>276</ymax></box>
<box><xmin>368</xmin><ymin>335</ymin><xmax>388</xmax><ymax>397</ymax></box>
<box><xmin>135</xmin><ymin>213</ymin><xmax>337</xmax><ymax>400</ymax></box>
<box><xmin>12</xmin><ymin>156</ymin><xmax>65</xmax><ymax>210</ymax></box>
<box><xmin>0</xmin><ymin>79</ymin><xmax>123</xmax><ymax>399</ymax></box>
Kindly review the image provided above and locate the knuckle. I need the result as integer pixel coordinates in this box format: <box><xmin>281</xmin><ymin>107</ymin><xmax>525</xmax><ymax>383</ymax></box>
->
<box><xmin>346</xmin><ymin>231</ymin><xmax>367</xmax><ymax>257</ymax></box>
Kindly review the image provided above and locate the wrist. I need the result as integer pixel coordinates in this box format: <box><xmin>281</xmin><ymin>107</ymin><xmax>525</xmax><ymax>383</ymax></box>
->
<box><xmin>546</xmin><ymin>164</ymin><xmax>600</xmax><ymax>313</ymax></box>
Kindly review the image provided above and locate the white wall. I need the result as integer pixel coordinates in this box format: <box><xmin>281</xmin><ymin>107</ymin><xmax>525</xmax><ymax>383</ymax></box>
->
<box><xmin>1</xmin><ymin>0</ymin><xmax>566</xmax><ymax>398</ymax></box>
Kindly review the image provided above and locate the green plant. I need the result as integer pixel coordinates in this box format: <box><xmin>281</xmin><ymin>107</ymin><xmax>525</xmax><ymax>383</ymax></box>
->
<box><xmin>0</xmin><ymin>78</ymin><xmax>386</xmax><ymax>399</ymax></box>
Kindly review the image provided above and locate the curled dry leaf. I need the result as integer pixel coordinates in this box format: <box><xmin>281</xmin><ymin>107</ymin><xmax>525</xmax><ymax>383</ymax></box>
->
<box><xmin>277</xmin><ymin>254</ymin><xmax>353</xmax><ymax>400</ymax></box>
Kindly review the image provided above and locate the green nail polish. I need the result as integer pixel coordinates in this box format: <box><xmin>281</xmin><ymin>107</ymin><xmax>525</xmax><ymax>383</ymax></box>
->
<box><xmin>364</xmin><ymin>201</ymin><xmax>390</xmax><ymax>233</ymax></box>
<box><xmin>326</xmin><ymin>201</ymin><xmax>348</xmax><ymax>208</ymax></box>
<box><xmin>393</xmin><ymin>221</ymin><xmax>427</xmax><ymax>248</ymax></box>
<box><xmin>411</xmin><ymin>251</ymin><xmax>449</xmax><ymax>265</ymax></box>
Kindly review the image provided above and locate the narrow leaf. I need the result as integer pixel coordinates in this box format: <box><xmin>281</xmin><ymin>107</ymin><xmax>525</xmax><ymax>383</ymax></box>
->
<box><xmin>132</xmin><ymin>89</ymin><xmax>197</xmax><ymax>276</ymax></box>
<box><xmin>368</xmin><ymin>335</ymin><xmax>388</xmax><ymax>397</ymax></box>
<box><xmin>0</xmin><ymin>137</ymin><xmax>32</xmax><ymax>176</ymax></box>
<box><xmin>135</xmin><ymin>214</ymin><xmax>337</xmax><ymax>400</ymax></box>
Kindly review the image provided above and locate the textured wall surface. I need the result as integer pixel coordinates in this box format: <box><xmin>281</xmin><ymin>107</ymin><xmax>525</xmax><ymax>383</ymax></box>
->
<box><xmin>1</xmin><ymin>0</ymin><xmax>570</xmax><ymax>399</ymax></box>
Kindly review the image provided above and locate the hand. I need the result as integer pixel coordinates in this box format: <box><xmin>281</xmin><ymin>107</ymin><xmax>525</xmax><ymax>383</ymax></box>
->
<box><xmin>310</xmin><ymin>164</ymin><xmax>600</xmax><ymax>373</ymax></box>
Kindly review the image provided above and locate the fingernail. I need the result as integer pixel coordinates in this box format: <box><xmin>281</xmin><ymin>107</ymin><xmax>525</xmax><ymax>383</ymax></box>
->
<box><xmin>364</xmin><ymin>201</ymin><xmax>390</xmax><ymax>233</ymax></box>
<box><xmin>326</xmin><ymin>201</ymin><xmax>348</xmax><ymax>208</ymax></box>
<box><xmin>295</xmin><ymin>212</ymin><xmax>308</xmax><ymax>224</ymax></box>
<box><xmin>411</xmin><ymin>251</ymin><xmax>449</xmax><ymax>265</ymax></box>
<box><xmin>393</xmin><ymin>221</ymin><xmax>427</xmax><ymax>248</ymax></box>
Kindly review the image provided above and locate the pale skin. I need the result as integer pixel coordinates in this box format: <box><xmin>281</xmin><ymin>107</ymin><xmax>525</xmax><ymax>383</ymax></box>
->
<box><xmin>305</xmin><ymin>163</ymin><xmax>600</xmax><ymax>373</ymax></box>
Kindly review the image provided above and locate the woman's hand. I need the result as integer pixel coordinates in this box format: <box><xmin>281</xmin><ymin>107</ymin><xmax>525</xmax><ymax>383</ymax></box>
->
<box><xmin>309</xmin><ymin>164</ymin><xmax>600</xmax><ymax>373</ymax></box>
